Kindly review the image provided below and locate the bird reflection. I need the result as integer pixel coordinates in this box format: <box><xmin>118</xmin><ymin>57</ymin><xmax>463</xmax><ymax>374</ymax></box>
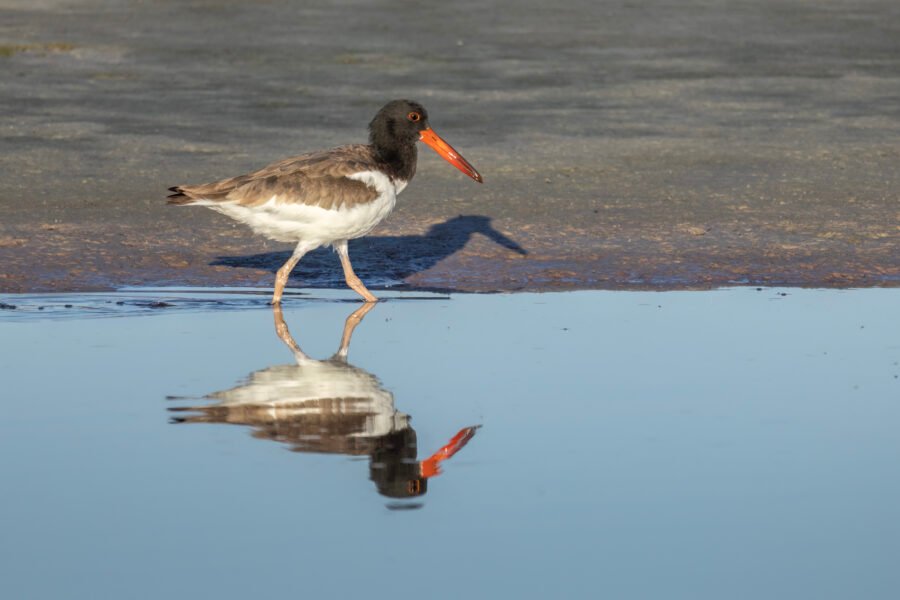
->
<box><xmin>169</xmin><ymin>304</ymin><xmax>478</xmax><ymax>503</ymax></box>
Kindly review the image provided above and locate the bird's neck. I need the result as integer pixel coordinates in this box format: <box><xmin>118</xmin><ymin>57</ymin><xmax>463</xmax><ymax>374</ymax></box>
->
<box><xmin>372</xmin><ymin>140</ymin><xmax>417</xmax><ymax>183</ymax></box>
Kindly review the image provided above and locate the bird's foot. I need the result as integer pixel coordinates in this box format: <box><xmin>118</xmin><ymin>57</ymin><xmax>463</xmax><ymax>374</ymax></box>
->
<box><xmin>346</xmin><ymin>276</ymin><xmax>378</xmax><ymax>303</ymax></box>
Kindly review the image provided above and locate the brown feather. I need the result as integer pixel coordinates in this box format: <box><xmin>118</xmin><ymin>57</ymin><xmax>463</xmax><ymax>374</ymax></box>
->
<box><xmin>168</xmin><ymin>145</ymin><xmax>384</xmax><ymax>210</ymax></box>
<box><xmin>170</xmin><ymin>398</ymin><xmax>395</xmax><ymax>456</ymax></box>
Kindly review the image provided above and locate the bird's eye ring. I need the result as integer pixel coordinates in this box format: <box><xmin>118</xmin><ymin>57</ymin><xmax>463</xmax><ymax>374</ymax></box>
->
<box><xmin>407</xmin><ymin>112</ymin><xmax>421</xmax><ymax>122</ymax></box>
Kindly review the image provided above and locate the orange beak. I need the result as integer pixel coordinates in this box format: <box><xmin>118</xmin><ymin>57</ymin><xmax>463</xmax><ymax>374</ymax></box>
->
<box><xmin>419</xmin><ymin>127</ymin><xmax>483</xmax><ymax>183</ymax></box>
<box><xmin>419</xmin><ymin>425</ymin><xmax>481</xmax><ymax>479</ymax></box>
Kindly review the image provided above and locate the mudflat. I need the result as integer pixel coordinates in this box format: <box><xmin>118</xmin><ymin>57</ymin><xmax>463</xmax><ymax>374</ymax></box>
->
<box><xmin>1</xmin><ymin>0</ymin><xmax>898</xmax><ymax>293</ymax></box>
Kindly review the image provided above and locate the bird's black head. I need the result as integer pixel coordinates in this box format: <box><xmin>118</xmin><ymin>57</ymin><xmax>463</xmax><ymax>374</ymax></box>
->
<box><xmin>368</xmin><ymin>99</ymin><xmax>429</xmax><ymax>151</ymax></box>
<box><xmin>369</xmin><ymin>427</ymin><xmax>428</xmax><ymax>499</ymax></box>
<box><xmin>369</xmin><ymin>99</ymin><xmax>483</xmax><ymax>183</ymax></box>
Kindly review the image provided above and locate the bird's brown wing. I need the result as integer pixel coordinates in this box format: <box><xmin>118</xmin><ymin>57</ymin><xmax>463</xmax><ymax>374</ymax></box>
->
<box><xmin>167</xmin><ymin>145</ymin><xmax>381</xmax><ymax>210</ymax></box>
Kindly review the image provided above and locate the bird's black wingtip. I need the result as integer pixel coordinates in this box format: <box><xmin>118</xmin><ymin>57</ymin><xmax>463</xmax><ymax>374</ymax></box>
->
<box><xmin>166</xmin><ymin>185</ymin><xmax>194</xmax><ymax>204</ymax></box>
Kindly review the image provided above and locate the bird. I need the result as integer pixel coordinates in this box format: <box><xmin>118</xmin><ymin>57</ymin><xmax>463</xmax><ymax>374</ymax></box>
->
<box><xmin>168</xmin><ymin>303</ymin><xmax>480</xmax><ymax>502</ymax></box>
<box><xmin>167</xmin><ymin>99</ymin><xmax>483</xmax><ymax>304</ymax></box>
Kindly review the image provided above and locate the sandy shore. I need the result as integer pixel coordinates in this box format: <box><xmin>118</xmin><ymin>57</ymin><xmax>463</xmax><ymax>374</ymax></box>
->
<box><xmin>1</xmin><ymin>0</ymin><xmax>898</xmax><ymax>293</ymax></box>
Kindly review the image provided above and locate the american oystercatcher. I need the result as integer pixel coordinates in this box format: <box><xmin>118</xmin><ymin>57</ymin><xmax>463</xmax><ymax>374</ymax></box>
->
<box><xmin>169</xmin><ymin>304</ymin><xmax>479</xmax><ymax>501</ymax></box>
<box><xmin>167</xmin><ymin>100</ymin><xmax>482</xmax><ymax>303</ymax></box>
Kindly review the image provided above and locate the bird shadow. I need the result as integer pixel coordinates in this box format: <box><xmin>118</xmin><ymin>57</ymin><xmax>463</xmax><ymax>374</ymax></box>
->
<box><xmin>211</xmin><ymin>214</ymin><xmax>527</xmax><ymax>290</ymax></box>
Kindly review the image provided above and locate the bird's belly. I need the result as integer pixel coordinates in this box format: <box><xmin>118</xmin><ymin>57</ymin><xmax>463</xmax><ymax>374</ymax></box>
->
<box><xmin>209</xmin><ymin>190</ymin><xmax>397</xmax><ymax>245</ymax></box>
<box><xmin>208</xmin><ymin>362</ymin><xmax>409</xmax><ymax>438</ymax></box>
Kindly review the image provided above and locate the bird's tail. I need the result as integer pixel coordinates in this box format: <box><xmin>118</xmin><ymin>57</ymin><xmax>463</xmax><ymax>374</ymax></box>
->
<box><xmin>166</xmin><ymin>186</ymin><xmax>196</xmax><ymax>205</ymax></box>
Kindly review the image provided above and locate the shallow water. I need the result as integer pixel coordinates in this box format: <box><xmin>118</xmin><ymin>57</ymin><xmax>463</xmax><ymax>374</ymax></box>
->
<box><xmin>1</xmin><ymin>288</ymin><xmax>899</xmax><ymax>599</ymax></box>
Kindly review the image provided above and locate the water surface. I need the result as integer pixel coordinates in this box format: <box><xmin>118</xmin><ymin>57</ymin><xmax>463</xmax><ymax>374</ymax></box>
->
<box><xmin>1</xmin><ymin>288</ymin><xmax>899</xmax><ymax>599</ymax></box>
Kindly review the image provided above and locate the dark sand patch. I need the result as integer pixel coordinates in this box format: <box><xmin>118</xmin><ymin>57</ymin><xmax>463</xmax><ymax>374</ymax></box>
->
<box><xmin>1</xmin><ymin>0</ymin><xmax>898</xmax><ymax>292</ymax></box>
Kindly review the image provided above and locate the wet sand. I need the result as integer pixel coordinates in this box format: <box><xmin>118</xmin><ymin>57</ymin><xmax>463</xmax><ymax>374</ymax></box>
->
<box><xmin>1</xmin><ymin>0</ymin><xmax>899</xmax><ymax>293</ymax></box>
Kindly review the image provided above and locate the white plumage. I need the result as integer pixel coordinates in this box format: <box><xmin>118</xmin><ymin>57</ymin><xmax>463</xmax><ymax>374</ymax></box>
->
<box><xmin>204</xmin><ymin>171</ymin><xmax>404</xmax><ymax>245</ymax></box>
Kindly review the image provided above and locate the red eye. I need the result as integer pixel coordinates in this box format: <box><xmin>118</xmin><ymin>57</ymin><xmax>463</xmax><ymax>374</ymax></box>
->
<box><xmin>407</xmin><ymin>112</ymin><xmax>421</xmax><ymax>122</ymax></box>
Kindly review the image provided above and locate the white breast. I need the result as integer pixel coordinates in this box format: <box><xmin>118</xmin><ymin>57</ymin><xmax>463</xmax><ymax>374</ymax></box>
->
<box><xmin>206</xmin><ymin>171</ymin><xmax>406</xmax><ymax>246</ymax></box>
<box><xmin>209</xmin><ymin>360</ymin><xmax>408</xmax><ymax>438</ymax></box>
